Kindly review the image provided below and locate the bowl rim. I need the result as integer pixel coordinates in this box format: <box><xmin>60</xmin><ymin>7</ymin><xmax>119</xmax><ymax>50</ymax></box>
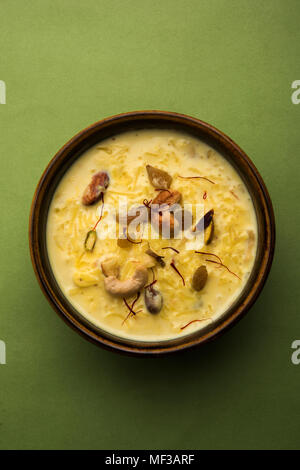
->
<box><xmin>29</xmin><ymin>110</ymin><xmax>276</xmax><ymax>356</ymax></box>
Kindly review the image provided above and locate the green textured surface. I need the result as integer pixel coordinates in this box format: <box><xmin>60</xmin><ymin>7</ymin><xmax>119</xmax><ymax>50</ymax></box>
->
<box><xmin>0</xmin><ymin>0</ymin><xmax>299</xmax><ymax>450</ymax></box>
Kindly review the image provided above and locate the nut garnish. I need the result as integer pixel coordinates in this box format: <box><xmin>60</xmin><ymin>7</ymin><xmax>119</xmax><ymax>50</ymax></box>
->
<box><xmin>84</xmin><ymin>230</ymin><xmax>97</xmax><ymax>252</ymax></box>
<box><xmin>146</xmin><ymin>165</ymin><xmax>172</xmax><ymax>189</ymax></box>
<box><xmin>82</xmin><ymin>171</ymin><xmax>109</xmax><ymax>205</ymax></box>
<box><xmin>192</xmin><ymin>265</ymin><xmax>208</xmax><ymax>291</ymax></box>
<box><xmin>151</xmin><ymin>189</ymin><xmax>181</xmax><ymax>207</ymax></box>
<box><xmin>144</xmin><ymin>284</ymin><xmax>163</xmax><ymax>314</ymax></box>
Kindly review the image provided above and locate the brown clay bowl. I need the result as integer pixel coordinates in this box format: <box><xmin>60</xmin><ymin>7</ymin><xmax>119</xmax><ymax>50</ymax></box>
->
<box><xmin>29</xmin><ymin>111</ymin><xmax>275</xmax><ymax>356</ymax></box>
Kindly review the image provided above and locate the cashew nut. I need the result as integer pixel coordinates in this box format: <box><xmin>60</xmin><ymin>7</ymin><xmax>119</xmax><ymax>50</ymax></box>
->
<box><xmin>101</xmin><ymin>263</ymin><xmax>148</xmax><ymax>297</ymax></box>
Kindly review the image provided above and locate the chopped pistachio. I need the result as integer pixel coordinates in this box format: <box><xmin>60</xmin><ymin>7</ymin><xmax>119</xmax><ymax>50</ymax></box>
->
<box><xmin>84</xmin><ymin>230</ymin><xmax>97</xmax><ymax>252</ymax></box>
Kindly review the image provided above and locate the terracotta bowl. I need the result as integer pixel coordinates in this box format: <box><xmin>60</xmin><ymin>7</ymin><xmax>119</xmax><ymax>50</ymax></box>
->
<box><xmin>29</xmin><ymin>111</ymin><xmax>275</xmax><ymax>356</ymax></box>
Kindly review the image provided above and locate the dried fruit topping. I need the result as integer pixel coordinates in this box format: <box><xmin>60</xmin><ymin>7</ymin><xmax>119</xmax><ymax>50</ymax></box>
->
<box><xmin>192</xmin><ymin>265</ymin><xmax>208</xmax><ymax>291</ymax></box>
<box><xmin>84</xmin><ymin>230</ymin><xmax>97</xmax><ymax>252</ymax></box>
<box><xmin>204</xmin><ymin>218</ymin><xmax>214</xmax><ymax>245</ymax></box>
<box><xmin>149</xmin><ymin>190</ymin><xmax>182</xmax><ymax>238</ymax></box>
<box><xmin>145</xmin><ymin>248</ymin><xmax>166</xmax><ymax>267</ymax></box>
<box><xmin>194</xmin><ymin>209</ymin><xmax>214</xmax><ymax>232</ymax></box>
<box><xmin>144</xmin><ymin>284</ymin><xmax>163</xmax><ymax>314</ymax></box>
<box><xmin>146</xmin><ymin>165</ymin><xmax>172</xmax><ymax>189</ymax></box>
<box><xmin>82</xmin><ymin>171</ymin><xmax>109</xmax><ymax>205</ymax></box>
<box><xmin>151</xmin><ymin>189</ymin><xmax>181</xmax><ymax>207</ymax></box>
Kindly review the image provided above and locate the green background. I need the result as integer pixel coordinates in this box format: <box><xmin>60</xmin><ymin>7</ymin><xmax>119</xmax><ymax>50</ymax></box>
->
<box><xmin>0</xmin><ymin>0</ymin><xmax>299</xmax><ymax>450</ymax></box>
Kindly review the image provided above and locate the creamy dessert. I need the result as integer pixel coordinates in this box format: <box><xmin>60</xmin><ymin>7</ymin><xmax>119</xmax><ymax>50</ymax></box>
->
<box><xmin>47</xmin><ymin>129</ymin><xmax>257</xmax><ymax>341</ymax></box>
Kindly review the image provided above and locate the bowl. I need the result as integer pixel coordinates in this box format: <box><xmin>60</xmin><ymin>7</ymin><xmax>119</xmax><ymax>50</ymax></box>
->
<box><xmin>29</xmin><ymin>111</ymin><xmax>275</xmax><ymax>356</ymax></box>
